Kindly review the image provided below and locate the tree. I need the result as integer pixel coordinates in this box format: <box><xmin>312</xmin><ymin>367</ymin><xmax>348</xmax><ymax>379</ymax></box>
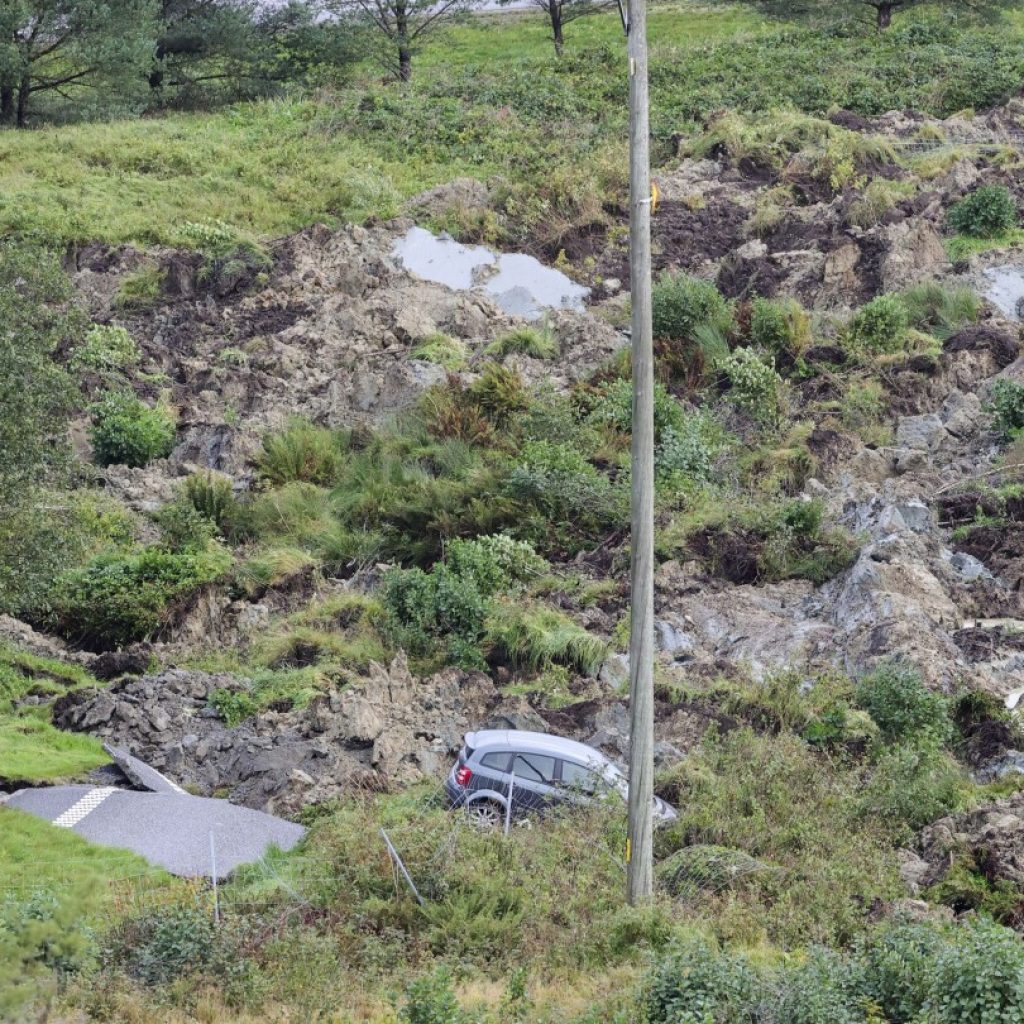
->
<box><xmin>501</xmin><ymin>0</ymin><xmax>611</xmax><ymax>57</ymax></box>
<box><xmin>0</xmin><ymin>0</ymin><xmax>158</xmax><ymax>127</ymax></box>
<box><xmin>331</xmin><ymin>0</ymin><xmax>477</xmax><ymax>81</ymax></box>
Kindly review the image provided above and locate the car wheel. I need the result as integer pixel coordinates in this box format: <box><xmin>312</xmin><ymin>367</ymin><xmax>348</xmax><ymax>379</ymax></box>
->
<box><xmin>465</xmin><ymin>800</ymin><xmax>504</xmax><ymax>830</ymax></box>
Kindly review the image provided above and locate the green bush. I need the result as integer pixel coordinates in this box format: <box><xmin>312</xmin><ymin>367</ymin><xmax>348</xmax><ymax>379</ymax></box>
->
<box><xmin>257</xmin><ymin>420</ymin><xmax>346</xmax><ymax>486</ymax></box>
<box><xmin>655</xmin><ymin>411</ymin><xmax>729</xmax><ymax>485</ymax></box>
<box><xmin>773</xmin><ymin>949</ymin><xmax>860</xmax><ymax>1024</ymax></box>
<box><xmin>70</xmin><ymin>324</ymin><xmax>139</xmax><ymax>372</ymax></box>
<box><xmin>51</xmin><ymin>545</ymin><xmax>231</xmax><ymax>649</ymax></box>
<box><xmin>652</xmin><ymin>273</ymin><xmax>734</xmax><ymax>342</ymax></box>
<box><xmin>718</xmin><ymin>347</ymin><xmax>783</xmax><ymax>427</ymax></box>
<box><xmin>644</xmin><ymin>939</ymin><xmax>756</xmax><ymax>1024</ymax></box>
<box><xmin>948</xmin><ymin>185</ymin><xmax>1018</xmax><ymax>238</ymax></box>
<box><xmin>854</xmin><ymin>663</ymin><xmax>951</xmax><ymax>745</ymax></box>
<box><xmin>485</xmin><ymin>601</ymin><xmax>605</xmax><ymax>675</ymax></box>
<box><xmin>89</xmin><ymin>392</ymin><xmax>176</xmax><ymax>468</ymax></box>
<box><xmin>587</xmin><ymin>377</ymin><xmax>686</xmax><ymax>442</ymax></box>
<box><xmin>927</xmin><ymin>918</ymin><xmax>1024</xmax><ymax>1024</ymax></box>
<box><xmin>854</xmin><ymin>921</ymin><xmax>947</xmax><ymax>1023</ymax></box>
<box><xmin>154</xmin><ymin>500</ymin><xmax>219</xmax><ymax>553</ymax></box>
<box><xmin>899</xmin><ymin>283</ymin><xmax>979</xmax><ymax>341</ymax></box>
<box><xmin>749</xmin><ymin>296</ymin><xmax>812</xmax><ymax>357</ymax></box>
<box><xmin>467</xmin><ymin>363</ymin><xmax>529</xmax><ymax>424</ymax></box>
<box><xmin>486</xmin><ymin>326</ymin><xmax>558</xmax><ymax>360</ymax></box>
<box><xmin>183</xmin><ymin>470</ymin><xmax>238</xmax><ymax>534</ymax></box>
<box><xmin>848</xmin><ymin>294</ymin><xmax>909</xmax><ymax>353</ymax></box>
<box><xmin>990</xmin><ymin>378</ymin><xmax>1024</xmax><ymax>439</ymax></box>
<box><xmin>400</xmin><ymin>969</ymin><xmax>465</xmax><ymax>1024</ymax></box>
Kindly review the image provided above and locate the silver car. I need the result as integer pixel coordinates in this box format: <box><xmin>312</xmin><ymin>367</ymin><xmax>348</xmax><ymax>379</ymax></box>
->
<box><xmin>445</xmin><ymin>729</ymin><xmax>677</xmax><ymax>828</ymax></box>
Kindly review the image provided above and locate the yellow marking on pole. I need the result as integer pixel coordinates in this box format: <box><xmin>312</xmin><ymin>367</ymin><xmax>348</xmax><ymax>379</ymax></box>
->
<box><xmin>651</xmin><ymin>181</ymin><xmax>659</xmax><ymax>215</ymax></box>
<box><xmin>626</xmin><ymin>837</ymin><xmax>632</xmax><ymax>864</ymax></box>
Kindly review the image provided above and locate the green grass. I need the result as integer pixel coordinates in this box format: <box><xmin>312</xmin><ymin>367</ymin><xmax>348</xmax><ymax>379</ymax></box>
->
<box><xmin>0</xmin><ymin>644</ymin><xmax>109</xmax><ymax>783</ymax></box>
<box><xmin>945</xmin><ymin>228</ymin><xmax>1024</xmax><ymax>263</ymax></box>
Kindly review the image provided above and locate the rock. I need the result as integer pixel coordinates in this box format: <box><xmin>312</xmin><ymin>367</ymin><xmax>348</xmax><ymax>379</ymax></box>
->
<box><xmin>947</xmin><ymin>550</ymin><xmax>992</xmax><ymax>582</ymax></box>
<box><xmin>90</xmin><ymin>647</ymin><xmax>153</xmax><ymax>681</ymax></box>
<box><xmin>881</xmin><ymin>220</ymin><xmax>949</xmax><ymax>291</ymax></box>
<box><xmin>940</xmin><ymin>158</ymin><xmax>981</xmax><ymax>195</ymax></box>
<box><xmin>602</xmin><ymin>277</ymin><xmax>622</xmax><ymax>295</ymax></box>
<box><xmin>940</xmin><ymin>389</ymin><xmax>983</xmax><ymax>438</ymax></box>
<box><xmin>974</xmin><ymin>750</ymin><xmax>1024</xmax><ymax>783</ymax></box>
<box><xmin>598</xmin><ymin>653</ymin><xmax>629</xmax><ymax>691</ymax></box>
<box><xmin>823</xmin><ymin>243</ymin><xmax>861</xmax><ymax>295</ymax></box>
<box><xmin>655</xmin><ymin>618</ymin><xmax>696</xmax><ymax>659</ymax></box>
<box><xmin>896</xmin><ymin>413</ymin><xmax>946</xmax><ymax>451</ymax></box>
<box><xmin>897</xmin><ymin>848</ymin><xmax>930</xmax><ymax>896</ymax></box>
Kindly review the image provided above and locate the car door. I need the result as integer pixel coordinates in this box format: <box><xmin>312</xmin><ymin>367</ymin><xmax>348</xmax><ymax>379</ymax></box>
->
<box><xmin>507</xmin><ymin>751</ymin><xmax>558</xmax><ymax>816</ymax></box>
<box><xmin>556</xmin><ymin>758</ymin><xmax>603</xmax><ymax>808</ymax></box>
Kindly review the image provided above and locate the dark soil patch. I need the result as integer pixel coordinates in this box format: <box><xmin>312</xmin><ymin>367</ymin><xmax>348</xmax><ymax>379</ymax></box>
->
<box><xmin>687</xmin><ymin>527</ymin><xmax>760</xmax><ymax>585</ymax></box>
<box><xmin>229</xmin><ymin>304</ymin><xmax>309</xmax><ymax>342</ymax></box>
<box><xmin>764</xmin><ymin>213</ymin><xmax>837</xmax><ymax>253</ymax></box>
<box><xmin>853</xmin><ymin>232</ymin><xmax>888</xmax><ymax>300</ymax></box>
<box><xmin>651</xmin><ymin>198</ymin><xmax>749</xmax><ymax>273</ymax></box>
<box><xmin>938</xmin><ymin>489</ymin><xmax>1024</xmax><ymax>528</ymax></box>
<box><xmin>829</xmin><ymin>109</ymin><xmax>873</xmax><ymax>132</ymax></box>
<box><xmin>804</xmin><ymin>344</ymin><xmax>848</xmax><ymax>367</ymax></box>
<box><xmin>717</xmin><ymin>253</ymin><xmax>789</xmax><ymax>300</ymax></box>
<box><xmin>945</xmin><ymin>326</ymin><xmax>1021</xmax><ymax>370</ymax></box>
<box><xmin>807</xmin><ymin>427</ymin><xmax>859</xmax><ymax>478</ymax></box>
<box><xmin>953</xmin><ymin>625</ymin><xmax>1024</xmax><ymax>663</ymax></box>
<box><xmin>956</xmin><ymin>525</ymin><xmax>1024</xmax><ymax>589</ymax></box>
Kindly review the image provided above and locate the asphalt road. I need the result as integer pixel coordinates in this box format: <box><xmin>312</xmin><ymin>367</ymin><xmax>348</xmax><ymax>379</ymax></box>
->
<box><xmin>7</xmin><ymin>761</ymin><xmax>305</xmax><ymax>879</ymax></box>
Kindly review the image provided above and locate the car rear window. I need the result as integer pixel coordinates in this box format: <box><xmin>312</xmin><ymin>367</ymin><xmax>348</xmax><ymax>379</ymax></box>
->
<box><xmin>481</xmin><ymin>751</ymin><xmax>512</xmax><ymax>771</ymax></box>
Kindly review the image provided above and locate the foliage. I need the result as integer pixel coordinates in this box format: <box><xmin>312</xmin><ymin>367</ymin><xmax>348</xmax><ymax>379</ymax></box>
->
<box><xmin>587</xmin><ymin>377</ymin><xmax>686</xmax><ymax>443</ymax></box>
<box><xmin>410</xmin><ymin>333</ymin><xmax>469</xmax><ymax>370</ymax></box>
<box><xmin>898</xmin><ymin>282</ymin><xmax>979</xmax><ymax>341</ymax></box>
<box><xmin>467</xmin><ymin>363</ymin><xmax>529</xmax><ymax>425</ymax></box>
<box><xmin>749</xmin><ymin>296</ymin><xmax>812</xmax><ymax>358</ymax></box>
<box><xmin>718</xmin><ymin>347</ymin><xmax>784</xmax><ymax>427</ymax></box>
<box><xmin>113</xmin><ymin>266</ymin><xmax>166</xmax><ymax>309</ymax></box>
<box><xmin>400</xmin><ymin>968</ymin><xmax>465</xmax><ymax>1024</ymax></box>
<box><xmin>847</xmin><ymin>294</ymin><xmax>909</xmax><ymax>353</ymax></box>
<box><xmin>70</xmin><ymin>324</ymin><xmax>139</xmax><ymax>373</ymax></box>
<box><xmin>89</xmin><ymin>391</ymin><xmax>176</xmax><ymax>468</ymax></box>
<box><xmin>651</xmin><ymin>273</ymin><xmax>734</xmax><ymax>383</ymax></box>
<box><xmin>644</xmin><ymin>939</ymin><xmax>757</xmax><ymax>1024</ymax></box>
<box><xmin>50</xmin><ymin>544</ymin><xmax>231</xmax><ymax>649</ymax></box>
<box><xmin>0</xmin><ymin>243</ymin><xmax>78</xmax><ymax>495</ymax></box>
<box><xmin>486</xmin><ymin>326</ymin><xmax>558</xmax><ymax>360</ymax></box>
<box><xmin>854</xmin><ymin>662</ymin><xmax>952</xmax><ymax>746</ymax></box>
<box><xmin>486</xmin><ymin>601</ymin><xmax>606</xmax><ymax>675</ymax></box>
<box><xmin>655</xmin><ymin>411</ymin><xmax>731</xmax><ymax>486</ymax></box>
<box><xmin>989</xmin><ymin>378</ymin><xmax>1024</xmax><ymax>439</ymax></box>
<box><xmin>183</xmin><ymin>470</ymin><xmax>239</xmax><ymax>535</ymax></box>
<box><xmin>948</xmin><ymin>185</ymin><xmax>1018</xmax><ymax>238</ymax></box>
<box><xmin>257</xmin><ymin>419</ymin><xmax>346</xmax><ymax>486</ymax></box>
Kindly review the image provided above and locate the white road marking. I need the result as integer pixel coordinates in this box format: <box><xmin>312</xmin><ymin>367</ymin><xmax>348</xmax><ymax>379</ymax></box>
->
<box><xmin>52</xmin><ymin>787</ymin><xmax>118</xmax><ymax>828</ymax></box>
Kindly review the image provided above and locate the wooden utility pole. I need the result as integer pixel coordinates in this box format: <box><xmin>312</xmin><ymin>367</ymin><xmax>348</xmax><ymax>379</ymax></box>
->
<box><xmin>624</xmin><ymin>0</ymin><xmax>655</xmax><ymax>906</ymax></box>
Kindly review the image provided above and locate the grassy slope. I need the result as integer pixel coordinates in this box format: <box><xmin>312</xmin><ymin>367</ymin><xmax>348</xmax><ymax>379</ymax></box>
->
<box><xmin>0</xmin><ymin>645</ymin><xmax>109</xmax><ymax>783</ymax></box>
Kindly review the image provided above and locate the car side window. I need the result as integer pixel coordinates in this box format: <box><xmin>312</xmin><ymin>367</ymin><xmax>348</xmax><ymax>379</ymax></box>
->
<box><xmin>559</xmin><ymin>760</ymin><xmax>600</xmax><ymax>794</ymax></box>
<box><xmin>481</xmin><ymin>751</ymin><xmax>512</xmax><ymax>771</ymax></box>
<box><xmin>511</xmin><ymin>753</ymin><xmax>557</xmax><ymax>784</ymax></box>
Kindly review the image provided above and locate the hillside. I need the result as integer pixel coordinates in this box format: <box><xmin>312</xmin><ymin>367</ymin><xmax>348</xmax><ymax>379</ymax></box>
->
<box><xmin>4</xmin><ymin>2</ymin><xmax>1024</xmax><ymax>1022</ymax></box>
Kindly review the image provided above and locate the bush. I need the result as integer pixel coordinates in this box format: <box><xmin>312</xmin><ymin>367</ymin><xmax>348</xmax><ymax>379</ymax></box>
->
<box><xmin>89</xmin><ymin>392</ymin><xmax>176</xmax><ymax>468</ymax></box>
<box><xmin>899</xmin><ymin>283</ymin><xmax>979</xmax><ymax>340</ymax></box>
<box><xmin>257</xmin><ymin>420</ymin><xmax>345</xmax><ymax>486</ymax></box>
<box><xmin>772</xmin><ymin>949</ymin><xmax>860</xmax><ymax>1024</ymax></box>
<box><xmin>854</xmin><ymin>663</ymin><xmax>951</xmax><ymax>745</ymax></box>
<box><xmin>183</xmin><ymin>470</ymin><xmax>238</xmax><ymax>534</ymax></box>
<box><xmin>51</xmin><ymin>545</ymin><xmax>231</xmax><ymax>649</ymax></box>
<box><xmin>400</xmin><ymin>969</ymin><xmax>464</xmax><ymax>1024</ymax></box>
<box><xmin>948</xmin><ymin>185</ymin><xmax>1018</xmax><ymax>238</ymax></box>
<box><xmin>655</xmin><ymin>411</ymin><xmax>729</xmax><ymax>485</ymax></box>
<box><xmin>467</xmin><ymin>363</ymin><xmax>529</xmax><ymax>424</ymax></box>
<box><xmin>70</xmin><ymin>324</ymin><xmax>139</xmax><ymax>372</ymax></box>
<box><xmin>486</xmin><ymin>326</ymin><xmax>558</xmax><ymax>360</ymax></box>
<box><xmin>588</xmin><ymin>377</ymin><xmax>686</xmax><ymax>442</ymax></box>
<box><xmin>749</xmin><ymin>296</ymin><xmax>812</xmax><ymax>357</ymax></box>
<box><xmin>927</xmin><ymin>918</ymin><xmax>1024</xmax><ymax>1024</ymax></box>
<box><xmin>653</xmin><ymin>274</ymin><xmax>733</xmax><ymax>343</ymax></box>
<box><xmin>854</xmin><ymin>921</ymin><xmax>947</xmax><ymax>1023</ymax></box>
<box><xmin>848</xmin><ymin>294</ymin><xmax>909</xmax><ymax>353</ymax></box>
<box><xmin>718</xmin><ymin>347</ymin><xmax>783</xmax><ymax>427</ymax></box>
<box><xmin>154</xmin><ymin>500</ymin><xmax>219</xmax><ymax>552</ymax></box>
<box><xmin>990</xmin><ymin>378</ymin><xmax>1024</xmax><ymax>439</ymax></box>
<box><xmin>644</xmin><ymin>939</ymin><xmax>757</xmax><ymax>1024</ymax></box>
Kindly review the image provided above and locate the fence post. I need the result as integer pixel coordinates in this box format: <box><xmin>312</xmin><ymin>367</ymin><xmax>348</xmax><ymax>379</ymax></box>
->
<box><xmin>504</xmin><ymin>770</ymin><xmax>516</xmax><ymax>836</ymax></box>
<box><xmin>209</xmin><ymin>830</ymin><xmax>220</xmax><ymax>926</ymax></box>
<box><xmin>380</xmin><ymin>827</ymin><xmax>424</xmax><ymax>906</ymax></box>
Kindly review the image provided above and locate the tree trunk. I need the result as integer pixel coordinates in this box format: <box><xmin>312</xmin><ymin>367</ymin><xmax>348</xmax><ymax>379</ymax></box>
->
<box><xmin>396</xmin><ymin>1</ymin><xmax>411</xmax><ymax>82</ymax></box>
<box><xmin>16</xmin><ymin>74</ymin><xmax>30</xmax><ymax>128</ymax></box>
<box><xmin>551</xmin><ymin>4</ymin><xmax>564</xmax><ymax>57</ymax></box>
<box><xmin>875</xmin><ymin>2</ymin><xmax>894</xmax><ymax>31</ymax></box>
<box><xmin>398</xmin><ymin>43</ymin><xmax>411</xmax><ymax>81</ymax></box>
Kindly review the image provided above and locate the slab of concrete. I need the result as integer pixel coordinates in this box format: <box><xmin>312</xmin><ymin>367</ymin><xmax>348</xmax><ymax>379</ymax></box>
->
<box><xmin>103</xmin><ymin>743</ymin><xmax>186</xmax><ymax>795</ymax></box>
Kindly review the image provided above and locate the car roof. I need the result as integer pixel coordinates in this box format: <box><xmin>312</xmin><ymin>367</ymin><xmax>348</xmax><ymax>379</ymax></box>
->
<box><xmin>465</xmin><ymin>729</ymin><xmax>612</xmax><ymax>767</ymax></box>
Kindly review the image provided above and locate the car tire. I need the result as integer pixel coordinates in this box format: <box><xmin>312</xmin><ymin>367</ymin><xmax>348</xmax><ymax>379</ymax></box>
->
<box><xmin>465</xmin><ymin>799</ymin><xmax>504</xmax><ymax>830</ymax></box>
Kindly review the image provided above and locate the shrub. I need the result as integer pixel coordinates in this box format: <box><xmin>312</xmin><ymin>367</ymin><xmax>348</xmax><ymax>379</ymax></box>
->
<box><xmin>854</xmin><ymin>921</ymin><xmax>947</xmax><ymax>1023</ymax></box>
<box><xmin>718</xmin><ymin>347</ymin><xmax>783</xmax><ymax>427</ymax></box>
<box><xmin>257</xmin><ymin>420</ymin><xmax>345</xmax><ymax>486</ymax></box>
<box><xmin>410</xmin><ymin>333</ymin><xmax>468</xmax><ymax>370</ymax></box>
<box><xmin>772</xmin><ymin>949</ymin><xmax>860</xmax><ymax>1024</ymax></box>
<box><xmin>990</xmin><ymin>378</ymin><xmax>1024</xmax><ymax>439</ymax></box>
<box><xmin>154</xmin><ymin>500</ymin><xmax>219</xmax><ymax>552</ymax></box>
<box><xmin>400</xmin><ymin>968</ymin><xmax>465</xmax><ymax>1024</ymax></box>
<box><xmin>848</xmin><ymin>294</ymin><xmax>908</xmax><ymax>353</ymax></box>
<box><xmin>588</xmin><ymin>377</ymin><xmax>686</xmax><ymax>442</ymax></box>
<box><xmin>854</xmin><ymin>663</ymin><xmax>951</xmax><ymax>745</ymax></box>
<box><xmin>89</xmin><ymin>392</ymin><xmax>176</xmax><ymax>468</ymax></box>
<box><xmin>486</xmin><ymin>326</ymin><xmax>558</xmax><ymax>360</ymax></box>
<box><xmin>749</xmin><ymin>296</ymin><xmax>812</xmax><ymax>357</ymax></box>
<box><xmin>70</xmin><ymin>324</ymin><xmax>139</xmax><ymax>372</ymax></box>
<box><xmin>652</xmin><ymin>274</ymin><xmax>733</xmax><ymax>340</ymax></box>
<box><xmin>446</xmin><ymin>533</ymin><xmax>547</xmax><ymax>591</ymax></box>
<box><xmin>948</xmin><ymin>185</ymin><xmax>1018</xmax><ymax>238</ymax></box>
<box><xmin>656</xmin><ymin>411</ymin><xmax>729</xmax><ymax>485</ymax></box>
<box><xmin>927</xmin><ymin>918</ymin><xmax>1024</xmax><ymax>1024</ymax></box>
<box><xmin>51</xmin><ymin>545</ymin><xmax>231</xmax><ymax>649</ymax></box>
<box><xmin>114</xmin><ymin>266</ymin><xmax>165</xmax><ymax>310</ymax></box>
<box><xmin>183</xmin><ymin>470</ymin><xmax>238</xmax><ymax>534</ymax></box>
<box><xmin>644</xmin><ymin>939</ymin><xmax>757</xmax><ymax>1024</ymax></box>
<box><xmin>467</xmin><ymin>363</ymin><xmax>528</xmax><ymax>424</ymax></box>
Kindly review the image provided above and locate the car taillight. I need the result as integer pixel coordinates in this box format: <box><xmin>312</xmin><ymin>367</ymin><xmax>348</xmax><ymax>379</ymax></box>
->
<box><xmin>455</xmin><ymin>765</ymin><xmax>473</xmax><ymax>787</ymax></box>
